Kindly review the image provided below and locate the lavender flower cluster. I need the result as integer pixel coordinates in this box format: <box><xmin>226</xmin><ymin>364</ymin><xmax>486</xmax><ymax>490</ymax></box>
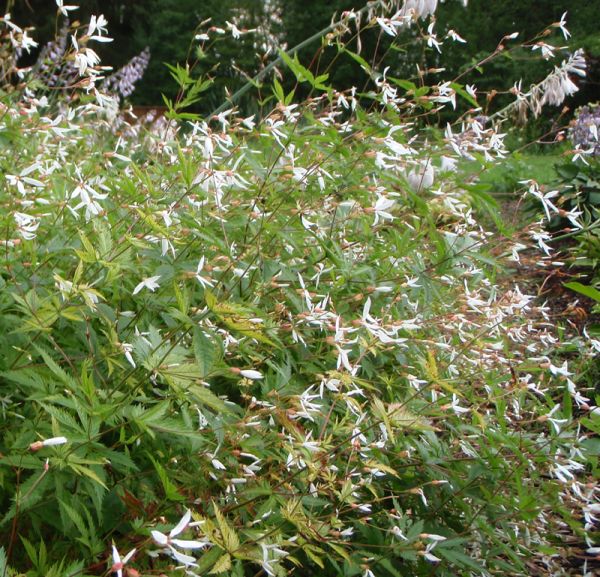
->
<box><xmin>35</xmin><ymin>21</ymin><xmax>73</xmax><ymax>87</ymax></box>
<box><xmin>35</xmin><ymin>26</ymin><xmax>149</xmax><ymax>101</ymax></box>
<box><xmin>570</xmin><ymin>103</ymin><xmax>600</xmax><ymax>156</ymax></box>
<box><xmin>102</xmin><ymin>47</ymin><xmax>150</xmax><ymax>99</ymax></box>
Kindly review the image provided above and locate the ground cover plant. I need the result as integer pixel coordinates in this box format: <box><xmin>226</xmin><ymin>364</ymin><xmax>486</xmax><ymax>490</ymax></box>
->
<box><xmin>0</xmin><ymin>1</ymin><xmax>599</xmax><ymax>576</ymax></box>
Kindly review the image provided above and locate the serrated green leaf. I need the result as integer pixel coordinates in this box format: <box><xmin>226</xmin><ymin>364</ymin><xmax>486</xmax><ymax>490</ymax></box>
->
<box><xmin>213</xmin><ymin>503</ymin><xmax>239</xmax><ymax>553</ymax></box>
<box><xmin>194</xmin><ymin>327</ymin><xmax>218</xmax><ymax>377</ymax></box>
<box><xmin>209</xmin><ymin>553</ymin><xmax>232</xmax><ymax>574</ymax></box>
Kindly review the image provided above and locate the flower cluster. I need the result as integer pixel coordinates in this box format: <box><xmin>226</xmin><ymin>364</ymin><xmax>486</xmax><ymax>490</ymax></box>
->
<box><xmin>570</xmin><ymin>103</ymin><xmax>600</xmax><ymax>157</ymax></box>
<box><xmin>34</xmin><ymin>20</ymin><xmax>71</xmax><ymax>87</ymax></box>
<box><xmin>102</xmin><ymin>47</ymin><xmax>151</xmax><ymax>100</ymax></box>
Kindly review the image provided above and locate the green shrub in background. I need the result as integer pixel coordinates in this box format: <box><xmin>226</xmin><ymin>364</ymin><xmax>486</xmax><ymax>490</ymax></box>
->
<box><xmin>0</xmin><ymin>2</ymin><xmax>599</xmax><ymax>577</ymax></box>
<box><xmin>7</xmin><ymin>0</ymin><xmax>600</xmax><ymax>118</ymax></box>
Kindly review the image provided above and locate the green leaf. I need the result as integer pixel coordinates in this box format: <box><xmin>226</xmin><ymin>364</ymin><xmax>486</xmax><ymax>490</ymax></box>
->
<box><xmin>68</xmin><ymin>464</ymin><xmax>108</xmax><ymax>490</ymax></box>
<box><xmin>189</xmin><ymin>384</ymin><xmax>232</xmax><ymax>414</ymax></box>
<box><xmin>35</xmin><ymin>346</ymin><xmax>78</xmax><ymax>390</ymax></box>
<box><xmin>341</xmin><ymin>48</ymin><xmax>373</xmax><ymax>75</ymax></box>
<box><xmin>20</xmin><ymin>537</ymin><xmax>39</xmax><ymax>568</ymax></box>
<box><xmin>213</xmin><ymin>504</ymin><xmax>239</xmax><ymax>554</ymax></box>
<box><xmin>564</xmin><ymin>281</ymin><xmax>600</xmax><ymax>303</ymax></box>
<box><xmin>279</xmin><ymin>50</ymin><xmax>315</xmax><ymax>85</ymax></box>
<box><xmin>272</xmin><ymin>77</ymin><xmax>285</xmax><ymax>103</ymax></box>
<box><xmin>194</xmin><ymin>327</ymin><xmax>219</xmax><ymax>378</ymax></box>
<box><xmin>196</xmin><ymin>546</ymin><xmax>226</xmax><ymax>574</ymax></box>
<box><xmin>451</xmin><ymin>82</ymin><xmax>478</xmax><ymax>108</ymax></box>
<box><xmin>59</xmin><ymin>500</ymin><xmax>88</xmax><ymax>535</ymax></box>
<box><xmin>436</xmin><ymin>547</ymin><xmax>486</xmax><ymax>572</ymax></box>
<box><xmin>148</xmin><ymin>455</ymin><xmax>185</xmax><ymax>501</ymax></box>
<box><xmin>0</xmin><ymin>546</ymin><xmax>8</xmax><ymax>577</ymax></box>
<box><xmin>388</xmin><ymin>77</ymin><xmax>417</xmax><ymax>92</ymax></box>
<box><xmin>209</xmin><ymin>553</ymin><xmax>232</xmax><ymax>574</ymax></box>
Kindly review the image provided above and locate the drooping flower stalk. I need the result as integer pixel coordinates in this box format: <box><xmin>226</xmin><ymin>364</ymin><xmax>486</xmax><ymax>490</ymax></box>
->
<box><xmin>102</xmin><ymin>47</ymin><xmax>150</xmax><ymax>100</ymax></box>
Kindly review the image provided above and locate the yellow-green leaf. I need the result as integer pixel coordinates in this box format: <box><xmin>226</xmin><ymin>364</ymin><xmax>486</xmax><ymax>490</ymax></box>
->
<box><xmin>209</xmin><ymin>553</ymin><xmax>231</xmax><ymax>574</ymax></box>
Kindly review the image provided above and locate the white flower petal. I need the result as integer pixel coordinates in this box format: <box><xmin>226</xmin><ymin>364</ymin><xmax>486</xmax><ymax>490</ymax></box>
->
<box><xmin>42</xmin><ymin>436</ymin><xmax>68</xmax><ymax>446</ymax></box>
<box><xmin>151</xmin><ymin>530</ymin><xmax>169</xmax><ymax>546</ymax></box>
<box><xmin>169</xmin><ymin>546</ymin><xmax>198</xmax><ymax>567</ymax></box>
<box><xmin>170</xmin><ymin>509</ymin><xmax>191</xmax><ymax>537</ymax></box>
<box><xmin>170</xmin><ymin>539</ymin><xmax>207</xmax><ymax>549</ymax></box>
<box><xmin>240</xmin><ymin>369</ymin><xmax>263</xmax><ymax>380</ymax></box>
<box><xmin>112</xmin><ymin>544</ymin><xmax>121</xmax><ymax>564</ymax></box>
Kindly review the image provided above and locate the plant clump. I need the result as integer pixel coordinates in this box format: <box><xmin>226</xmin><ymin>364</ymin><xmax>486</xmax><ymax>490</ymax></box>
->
<box><xmin>0</xmin><ymin>2</ymin><xmax>598</xmax><ymax>577</ymax></box>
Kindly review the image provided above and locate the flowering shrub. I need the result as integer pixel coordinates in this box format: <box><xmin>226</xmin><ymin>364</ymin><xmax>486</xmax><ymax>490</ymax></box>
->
<box><xmin>0</xmin><ymin>2</ymin><xmax>598</xmax><ymax>577</ymax></box>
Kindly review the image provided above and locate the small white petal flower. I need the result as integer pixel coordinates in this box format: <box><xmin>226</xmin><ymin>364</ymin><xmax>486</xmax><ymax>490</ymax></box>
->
<box><xmin>557</xmin><ymin>11</ymin><xmax>571</xmax><ymax>40</ymax></box>
<box><xmin>211</xmin><ymin>458</ymin><xmax>227</xmax><ymax>470</ymax></box>
<box><xmin>111</xmin><ymin>545</ymin><xmax>136</xmax><ymax>577</ymax></box>
<box><xmin>132</xmin><ymin>275</ymin><xmax>161</xmax><ymax>295</ymax></box>
<box><xmin>56</xmin><ymin>0</ymin><xmax>78</xmax><ymax>17</ymax></box>
<box><xmin>29</xmin><ymin>436</ymin><xmax>68</xmax><ymax>451</ymax></box>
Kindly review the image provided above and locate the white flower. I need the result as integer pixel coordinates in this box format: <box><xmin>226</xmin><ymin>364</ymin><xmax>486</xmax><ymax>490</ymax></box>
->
<box><xmin>407</xmin><ymin>161</ymin><xmax>435</xmax><ymax>191</ymax></box>
<box><xmin>87</xmin><ymin>14</ymin><xmax>110</xmax><ymax>41</ymax></box>
<box><xmin>422</xmin><ymin>533</ymin><xmax>447</xmax><ymax>542</ymax></box>
<box><xmin>42</xmin><ymin>436</ymin><xmax>68</xmax><ymax>446</ymax></box>
<box><xmin>30</xmin><ymin>436</ymin><xmax>68</xmax><ymax>451</ymax></box>
<box><xmin>241</xmin><ymin>115</ymin><xmax>256</xmax><ymax>130</ymax></box>
<box><xmin>259</xmin><ymin>542</ymin><xmax>288</xmax><ymax>577</ymax></box>
<box><xmin>523</xmin><ymin>181</ymin><xmax>560</xmax><ymax>221</ymax></box>
<box><xmin>442</xmin><ymin>394</ymin><xmax>470</xmax><ymax>415</ymax></box>
<box><xmin>377</xmin><ymin>17</ymin><xmax>398</xmax><ymax>37</ymax></box>
<box><xmin>549</xmin><ymin>360</ymin><xmax>572</xmax><ymax>378</ymax></box>
<box><xmin>74</xmin><ymin>47</ymin><xmax>101</xmax><ymax>76</ymax></box>
<box><xmin>20</xmin><ymin>31</ymin><xmax>38</xmax><ymax>53</ymax></box>
<box><xmin>446</xmin><ymin>29</ymin><xmax>466</xmax><ymax>43</ymax></box>
<box><xmin>211</xmin><ymin>458</ymin><xmax>227</xmax><ymax>470</ymax></box>
<box><xmin>372</xmin><ymin>195</ymin><xmax>395</xmax><ymax>225</ymax></box>
<box><xmin>541</xmin><ymin>404</ymin><xmax>569</xmax><ymax>434</ymax></box>
<box><xmin>70</xmin><ymin>172</ymin><xmax>108</xmax><ymax>220</ymax></box>
<box><xmin>225</xmin><ymin>20</ymin><xmax>242</xmax><ymax>39</ymax></box>
<box><xmin>132</xmin><ymin>275</ymin><xmax>161</xmax><ymax>295</ymax></box>
<box><xmin>425</xmin><ymin>22</ymin><xmax>442</xmax><ymax>53</ymax></box>
<box><xmin>532</xmin><ymin>42</ymin><xmax>555</xmax><ymax>61</ymax></box>
<box><xmin>121</xmin><ymin>343</ymin><xmax>136</xmax><ymax>368</ymax></box>
<box><xmin>151</xmin><ymin>510</ymin><xmax>208</xmax><ymax>568</ymax></box>
<box><xmin>111</xmin><ymin>545</ymin><xmax>136</xmax><ymax>577</ymax></box>
<box><xmin>556</xmin><ymin>11</ymin><xmax>570</xmax><ymax>40</ymax></box>
<box><xmin>56</xmin><ymin>0</ymin><xmax>78</xmax><ymax>17</ymax></box>
<box><xmin>14</xmin><ymin>212</ymin><xmax>40</xmax><ymax>240</ymax></box>
<box><xmin>421</xmin><ymin>549</ymin><xmax>441</xmax><ymax>563</ymax></box>
<box><xmin>418</xmin><ymin>538</ymin><xmax>443</xmax><ymax>563</ymax></box>
<box><xmin>195</xmin><ymin>257</ymin><xmax>215</xmax><ymax>288</ymax></box>
<box><xmin>401</xmin><ymin>0</ymin><xmax>438</xmax><ymax>20</ymax></box>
